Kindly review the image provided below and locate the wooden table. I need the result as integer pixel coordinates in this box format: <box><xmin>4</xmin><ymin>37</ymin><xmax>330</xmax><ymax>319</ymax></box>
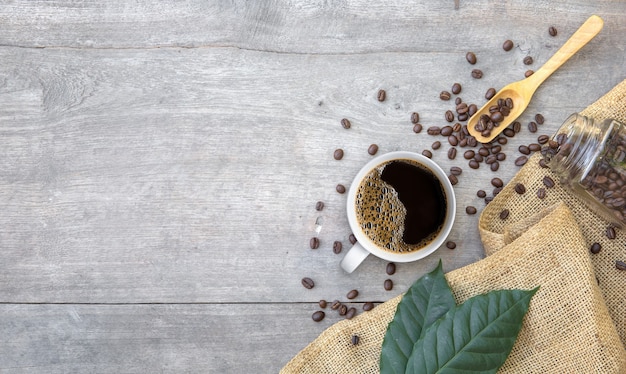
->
<box><xmin>0</xmin><ymin>1</ymin><xmax>623</xmax><ymax>372</ymax></box>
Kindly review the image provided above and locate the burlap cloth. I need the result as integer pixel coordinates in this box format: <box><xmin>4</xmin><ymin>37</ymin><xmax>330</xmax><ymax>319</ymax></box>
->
<box><xmin>282</xmin><ymin>79</ymin><xmax>626</xmax><ymax>373</ymax></box>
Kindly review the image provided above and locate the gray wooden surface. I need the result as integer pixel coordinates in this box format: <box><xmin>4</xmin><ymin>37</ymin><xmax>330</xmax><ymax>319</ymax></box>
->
<box><xmin>0</xmin><ymin>1</ymin><xmax>624</xmax><ymax>372</ymax></box>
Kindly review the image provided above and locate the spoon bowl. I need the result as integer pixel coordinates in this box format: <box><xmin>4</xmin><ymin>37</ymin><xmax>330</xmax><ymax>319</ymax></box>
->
<box><xmin>468</xmin><ymin>15</ymin><xmax>604</xmax><ymax>143</ymax></box>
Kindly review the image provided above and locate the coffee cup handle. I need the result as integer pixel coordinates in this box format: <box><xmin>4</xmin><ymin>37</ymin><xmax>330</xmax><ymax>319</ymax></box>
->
<box><xmin>340</xmin><ymin>243</ymin><xmax>370</xmax><ymax>273</ymax></box>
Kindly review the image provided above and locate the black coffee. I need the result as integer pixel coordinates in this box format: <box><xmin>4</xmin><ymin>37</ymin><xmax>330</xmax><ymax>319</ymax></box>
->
<box><xmin>355</xmin><ymin>159</ymin><xmax>447</xmax><ymax>253</ymax></box>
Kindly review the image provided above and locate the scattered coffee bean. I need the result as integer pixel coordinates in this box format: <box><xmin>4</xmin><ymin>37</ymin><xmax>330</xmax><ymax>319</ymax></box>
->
<box><xmin>503</xmin><ymin>39</ymin><xmax>514</xmax><ymax>51</ymax></box>
<box><xmin>363</xmin><ymin>302</ymin><xmax>374</xmax><ymax>311</ymax></box>
<box><xmin>500</xmin><ymin>209</ymin><xmax>510</xmax><ymax>220</ymax></box>
<box><xmin>518</xmin><ymin>145</ymin><xmax>531</xmax><ymax>155</ymax></box>
<box><xmin>413</xmin><ymin>123</ymin><xmax>423</xmax><ymax>133</ymax></box>
<box><xmin>524</xmin><ymin>70</ymin><xmax>534</xmax><ymax>78</ymax></box>
<box><xmin>445</xmin><ymin>110</ymin><xmax>454</xmax><ymax>122</ymax></box>
<box><xmin>455</xmin><ymin>97</ymin><xmax>463</xmax><ymax>105</ymax></box>
<box><xmin>432</xmin><ymin>141</ymin><xmax>442</xmax><ymax>150</ymax></box>
<box><xmin>485</xmin><ymin>196</ymin><xmax>493</xmax><ymax>204</ymax></box>
<box><xmin>441</xmin><ymin>126</ymin><xmax>453</xmax><ymax>136</ymax></box>
<box><xmin>383</xmin><ymin>279</ymin><xmax>393</xmax><ymax>291</ymax></box>
<box><xmin>469</xmin><ymin>159</ymin><xmax>480</xmax><ymax>169</ymax></box>
<box><xmin>386</xmin><ymin>262</ymin><xmax>396</xmax><ymax>275</ymax></box>
<box><xmin>448</xmin><ymin>135</ymin><xmax>459</xmax><ymax>147</ymax></box>
<box><xmin>349</xmin><ymin>234</ymin><xmax>357</xmax><ymax>245</ymax></box>
<box><xmin>447</xmin><ymin>147</ymin><xmax>457</xmax><ymax>159</ymax></box>
<box><xmin>333</xmin><ymin>241</ymin><xmax>343</xmax><ymax>254</ymax></box>
<box><xmin>543</xmin><ymin>176</ymin><xmax>555</xmax><ymax>188</ymax></box>
<box><xmin>493</xmin><ymin>186</ymin><xmax>503</xmax><ymax>196</ymax></box>
<box><xmin>377</xmin><ymin>89</ymin><xmax>386</xmax><ymax>102</ymax></box>
<box><xmin>422</xmin><ymin>149</ymin><xmax>433</xmax><ymax>158</ymax></box>
<box><xmin>606</xmin><ymin>226</ymin><xmax>616</xmax><ymax>239</ymax></box>
<box><xmin>336</xmin><ymin>184</ymin><xmax>346</xmax><ymax>194</ymax></box>
<box><xmin>515</xmin><ymin>156</ymin><xmax>528</xmax><ymax>166</ymax></box>
<box><xmin>490</xmin><ymin>161</ymin><xmax>500</xmax><ymax>171</ymax></box>
<box><xmin>440</xmin><ymin>91</ymin><xmax>451</xmax><ymax>101</ymax></box>
<box><xmin>549</xmin><ymin>26</ymin><xmax>558</xmax><ymax>37</ymax></box>
<box><xmin>301</xmin><ymin>277</ymin><xmax>315</xmax><ymax>289</ymax></box>
<box><xmin>331</xmin><ymin>300</ymin><xmax>342</xmax><ymax>310</ymax></box>
<box><xmin>312</xmin><ymin>310</ymin><xmax>325</xmax><ymax>322</ymax></box>
<box><xmin>427</xmin><ymin>126</ymin><xmax>441</xmax><ymax>135</ymax></box>
<box><xmin>466</xmin><ymin>206</ymin><xmax>477</xmax><ymax>215</ymax></box>
<box><xmin>528</xmin><ymin>121</ymin><xmax>538</xmax><ymax>133</ymax></box>
<box><xmin>411</xmin><ymin>112</ymin><xmax>420</xmax><ymax>124</ymax></box>
<box><xmin>615</xmin><ymin>260</ymin><xmax>626</xmax><ymax>271</ymax></box>
<box><xmin>351</xmin><ymin>334</ymin><xmax>360</xmax><ymax>345</ymax></box>
<box><xmin>333</xmin><ymin>149</ymin><xmax>344</xmax><ymax>160</ymax></box>
<box><xmin>451</xmin><ymin>83</ymin><xmax>462</xmax><ymax>95</ymax></box>
<box><xmin>464</xmin><ymin>150</ymin><xmax>475</xmax><ymax>159</ymax></box>
<box><xmin>368</xmin><ymin>144</ymin><xmax>379</xmax><ymax>155</ymax></box>
<box><xmin>514</xmin><ymin>183</ymin><xmax>526</xmax><ymax>194</ymax></box>
<box><xmin>339</xmin><ymin>305</ymin><xmax>348</xmax><ymax>316</ymax></box>
<box><xmin>450</xmin><ymin>166</ymin><xmax>463</xmax><ymax>176</ymax></box>
<box><xmin>448</xmin><ymin>174</ymin><xmax>458</xmax><ymax>185</ymax></box>
<box><xmin>345</xmin><ymin>307</ymin><xmax>357</xmax><ymax>319</ymax></box>
<box><xmin>503</xmin><ymin>128</ymin><xmax>515</xmax><ymax>137</ymax></box>
<box><xmin>513</xmin><ymin>121</ymin><xmax>522</xmax><ymax>133</ymax></box>
<box><xmin>446</xmin><ymin>241</ymin><xmax>457</xmax><ymax>249</ymax></box>
<box><xmin>528</xmin><ymin>143</ymin><xmax>541</xmax><ymax>152</ymax></box>
<box><xmin>466</xmin><ymin>51</ymin><xmax>477</xmax><ymax>65</ymax></box>
<box><xmin>590</xmin><ymin>242</ymin><xmax>601</xmax><ymax>254</ymax></box>
<box><xmin>485</xmin><ymin>87</ymin><xmax>496</xmax><ymax>100</ymax></box>
<box><xmin>537</xmin><ymin>134</ymin><xmax>550</xmax><ymax>144</ymax></box>
<box><xmin>346</xmin><ymin>289</ymin><xmax>359</xmax><ymax>299</ymax></box>
<box><xmin>315</xmin><ymin>201</ymin><xmax>324</xmax><ymax>211</ymax></box>
<box><xmin>535</xmin><ymin>113</ymin><xmax>545</xmax><ymax>124</ymax></box>
<box><xmin>341</xmin><ymin>118</ymin><xmax>351</xmax><ymax>129</ymax></box>
<box><xmin>539</xmin><ymin>158</ymin><xmax>548</xmax><ymax>168</ymax></box>
<box><xmin>536</xmin><ymin>187</ymin><xmax>546</xmax><ymax>199</ymax></box>
<box><xmin>491</xmin><ymin>177</ymin><xmax>504</xmax><ymax>188</ymax></box>
<box><xmin>471</xmin><ymin>69</ymin><xmax>483</xmax><ymax>79</ymax></box>
<box><xmin>319</xmin><ymin>300</ymin><xmax>327</xmax><ymax>308</ymax></box>
<box><xmin>523</xmin><ymin>56</ymin><xmax>533</xmax><ymax>65</ymax></box>
<box><xmin>310</xmin><ymin>237</ymin><xmax>320</xmax><ymax>249</ymax></box>
<box><xmin>496</xmin><ymin>152</ymin><xmax>506</xmax><ymax>161</ymax></box>
<box><xmin>477</xmin><ymin>190</ymin><xmax>487</xmax><ymax>198</ymax></box>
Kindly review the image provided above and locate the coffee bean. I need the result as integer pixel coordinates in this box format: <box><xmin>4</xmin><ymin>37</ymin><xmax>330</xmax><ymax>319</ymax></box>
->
<box><xmin>363</xmin><ymin>302</ymin><xmax>375</xmax><ymax>311</ymax></box>
<box><xmin>500</xmin><ymin>209</ymin><xmax>510</xmax><ymax>220</ymax></box>
<box><xmin>471</xmin><ymin>69</ymin><xmax>483</xmax><ymax>79</ymax></box>
<box><xmin>301</xmin><ymin>277</ymin><xmax>315</xmax><ymax>289</ymax></box>
<box><xmin>411</xmin><ymin>112</ymin><xmax>420</xmax><ymax>124</ymax></box>
<box><xmin>383</xmin><ymin>279</ymin><xmax>393</xmax><ymax>291</ymax></box>
<box><xmin>440</xmin><ymin>91</ymin><xmax>451</xmax><ymax>101</ymax></box>
<box><xmin>377</xmin><ymin>89</ymin><xmax>386</xmax><ymax>102</ymax></box>
<box><xmin>441</xmin><ymin>126</ymin><xmax>453</xmax><ymax>136</ymax></box>
<box><xmin>590</xmin><ymin>242</ymin><xmax>601</xmax><ymax>254</ymax></box>
<box><xmin>432</xmin><ymin>141</ymin><xmax>442</xmax><ymax>150</ymax></box>
<box><xmin>315</xmin><ymin>201</ymin><xmax>324</xmax><ymax>211</ymax></box>
<box><xmin>503</xmin><ymin>39</ymin><xmax>514</xmax><ymax>51</ymax></box>
<box><xmin>616</xmin><ymin>260</ymin><xmax>626</xmax><ymax>271</ymax></box>
<box><xmin>450</xmin><ymin>166</ymin><xmax>463</xmax><ymax>176</ymax></box>
<box><xmin>422</xmin><ymin>150</ymin><xmax>433</xmax><ymax>158</ymax></box>
<box><xmin>496</xmin><ymin>152</ymin><xmax>506</xmax><ymax>161</ymax></box>
<box><xmin>466</xmin><ymin>51</ymin><xmax>477</xmax><ymax>65</ymax></box>
<box><xmin>386</xmin><ymin>262</ymin><xmax>396</xmax><ymax>275</ymax></box>
<box><xmin>485</xmin><ymin>196</ymin><xmax>493</xmax><ymax>204</ymax></box>
<box><xmin>349</xmin><ymin>234</ymin><xmax>357</xmax><ymax>245</ymax></box>
<box><xmin>518</xmin><ymin>145</ymin><xmax>530</xmax><ymax>155</ymax></box>
<box><xmin>331</xmin><ymin>300</ymin><xmax>342</xmax><ymax>310</ymax></box>
<box><xmin>477</xmin><ymin>190</ymin><xmax>487</xmax><ymax>198</ymax></box>
<box><xmin>469</xmin><ymin>159</ymin><xmax>480</xmax><ymax>169</ymax></box>
<box><xmin>537</xmin><ymin>134</ymin><xmax>550</xmax><ymax>144</ymax></box>
<box><xmin>514</xmin><ymin>183</ymin><xmax>526</xmax><ymax>194</ymax></box>
<box><xmin>336</xmin><ymin>184</ymin><xmax>346</xmax><ymax>194</ymax></box>
<box><xmin>523</xmin><ymin>56</ymin><xmax>533</xmax><ymax>65</ymax></box>
<box><xmin>347</xmin><ymin>289</ymin><xmax>359</xmax><ymax>299</ymax></box>
<box><xmin>319</xmin><ymin>300</ymin><xmax>327</xmax><ymax>309</ymax></box>
<box><xmin>451</xmin><ymin>83</ymin><xmax>462</xmax><ymax>95</ymax></box>
<box><xmin>333</xmin><ymin>241</ymin><xmax>342</xmax><ymax>254</ymax></box>
<box><xmin>515</xmin><ymin>156</ymin><xmax>528</xmax><ymax>166</ymax></box>
<box><xmin>528</xmin><ymin>121</ymin><xmax>538</xmax><ymax>133</ymax></box>
<box><xmin>539</xmin><ymin>158</ymin><xmax>548</xmax><ymax>168</ymax></box>
<box><xmin>333</xmin><ymin>149</ymin><xmax>344</xmax><ymax>160</ymax></box>
<box><xmin>535</xmin><ymin>113</ymin><xmax>545</xmax><ymax>124</ymax></box>
<box><xmin>536</xmin><ymin>187</ymin><xmax>546</xmax><ymax>199</ymax></box>
<box><xmin>491</xmin><ymin>178</ymin><xmax>504</xmax><ymax>188</ymax></box>
<box><xmin>546</xmin><ymin>25</ymin><xmax>558</xmax><ymax>37</ymax></box>
<box><xmin>468</xmin><ymin>136</ymin><xmax>478</xmax><ymax>147</ymax></box>
<box><xmin>490</xmin><ymin>161</ymin><xmax>500</xmax><ymax>171</ymax></box>
<box><xmin>478</xmin><ymin>147</ymin><xmax>490</xmax><ymax>157</ymax></box>
<box><xmin>503</xmin><ymin>128</ymin><xmax>515</xmax><ymax>137</ymax></box>
<box><xmin>468</xmin><ymin>104</ymin><xmax>478</xmax><ymax>116</ymax></box>
<box><xmin>474</xmin><ymin>154</ymin><xmax>484</xmax><ymax>163</ymax></box>
<box><xmin>448</xmin><ymin>174</ymin><xmax>458</xmax><ymax>185</ymax></box>
<box><xmin>528</xmin><ymin>143</ymin><xmax>541</xmax><ymax>152</ymax></box>
<box><xmin>453</xmin><ymin>122</ymin><xmax>462</xmax><ymax>132</ymax></box>
<box><xmin>606</xmin><ymin>226</ymin><xmax>616</xmax><ymax>239</ymax></box>
<box><xmin>493</xmin><ymin>187</ymin><xmax>503</xmax><ymax>196</ymax></box>
<box><xmin>427</xmin><ymin>126</ymin><xmax>441</xmax><ymax>135</ymax></box>
<box><xmin>368</xmin><ymin>144</ymin><xmax>379</xmax><ymax>155</ymax></box>
<box><xmin>413</xmin><ymin>123</ymin><xmax>423</xmax><ymax>133</ymax></box>
<box><xmin>524</xmin><ymin>70</ymin><xmax>534</xmax><ymax>78</ymax></box>
<box><xmin>312</xmin><ymin>311</ymin><xmax>325</xmax><ymax>322</ymax></box>
<box><xmin>445</xmin><ymin>110</ymin><xmax>454</xmax><ymax>122</ymax></box>
<box><xmin>339</xmin><ymin>305</ymin><xmax>348</xmax><ymax>316</ymax></box>
<box><xmin>310</xmin><ymin>237</ymin><xmax>320</xmax><ymax>249</ymax></box>
<box><xmin>351</xmin><ymin>335</ymin><xmax>360</xmax><ymax>345</ymax></box>
<box><xmin>341</xmin><ymin>118</ymin><xmax>351</xmax><ymax>129</ymax></box>
<box><xmin>346</xmin><ymin>307</ymin><xmax>357</xmax><ymax>319</ymax></box>
<box><xmin>464</xmin><ymin>150</ymin><xmax>475</xmax><ymax>159</ymax></box>
<box><xmin>513</xmin><ymin>121</ymin><xmax>521</xmax><ymax>133</ymax></box>
<box><xmin>446</xmin><ymin>241</ymin><xmax>457</xmax><ymax>249</ymax></box>
<box><xmin>448</xmin><ymin>147</ymin><xmax>457</xmax><ymax>159</ymax></box>
<box><xmin>490</xmin><ymin>145</ymin><xmax>502</xmax><ymax>154</ymax></box>
<box><xmin>543</xmin><ymin>176</ymin><xmax>555</xmax><ymax>188</ymax></box>
<box><xmin>485</xmin><ymin>87</ymin><xmax>496</xmax><ymax>100</ymax></box>
<box><xmin>466</xmin><ymin>206</ymin><xmax>477</xmax><ymax>215</ymax></box>
<box><xmin>455</xmin><ymin>97</ymin><xmax>462</xmax><ymax>105</ymax></box>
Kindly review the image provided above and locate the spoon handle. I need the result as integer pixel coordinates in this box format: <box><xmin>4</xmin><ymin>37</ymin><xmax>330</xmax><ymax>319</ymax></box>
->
<box><xmin>527</xmin><ymin>15</ymin><xmax>604</xmax><ymax>89</ymax></box>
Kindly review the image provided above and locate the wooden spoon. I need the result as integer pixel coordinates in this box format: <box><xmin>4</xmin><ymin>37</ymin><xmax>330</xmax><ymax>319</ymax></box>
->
<box><xmin>467</xmin><ymin>15</ymin><xmax>604</xmax><ymax>143</ymax></box>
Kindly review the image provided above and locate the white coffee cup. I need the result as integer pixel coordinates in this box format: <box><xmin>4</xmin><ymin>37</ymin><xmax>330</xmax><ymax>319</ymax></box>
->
<box><xmin>340</xmin><ymin>151</ymin><xmax>456</xmax><ymax>273</ymax></box>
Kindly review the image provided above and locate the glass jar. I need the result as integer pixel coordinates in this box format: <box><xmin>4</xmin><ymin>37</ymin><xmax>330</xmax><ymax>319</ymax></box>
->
<box><xmin>543</xmin><ymin>113</ymin><xmax>626</xmax><ymax>227</ymax></box>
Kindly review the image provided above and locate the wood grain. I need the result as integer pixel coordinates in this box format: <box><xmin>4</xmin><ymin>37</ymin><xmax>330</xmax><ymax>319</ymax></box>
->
<box><xmin>0</xmin><ymin>1</ymin><xmax>624</xmax><ymax>372</ymax></box>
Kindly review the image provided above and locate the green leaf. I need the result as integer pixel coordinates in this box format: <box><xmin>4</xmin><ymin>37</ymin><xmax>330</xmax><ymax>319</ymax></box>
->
<box><xmin>380</xmin><ymin>260</ymin><xmax>456</xmax><ymax>374</ymax></box>
<box><xmin>405</xmin><ymin>287</ymin><xmax>539</xmax><ymax>374</ymax></box>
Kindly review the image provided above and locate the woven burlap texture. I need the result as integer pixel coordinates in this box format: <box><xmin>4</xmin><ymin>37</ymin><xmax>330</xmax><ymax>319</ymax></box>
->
<box><xmin>479</xmin><ymin>78</ymin><xmax>626</xmax><ymax>348</ymax></box>
<box><xmin>282</xmin><ymin>203</ymin><xmax>626</xmax><ymax>373</ymax></box>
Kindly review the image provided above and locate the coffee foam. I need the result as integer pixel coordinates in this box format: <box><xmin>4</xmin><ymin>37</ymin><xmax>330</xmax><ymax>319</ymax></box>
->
<box><xmin>355</xmin><ymin>160</ymin><xmax>444</xmax><ymax>253</ymax></box>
